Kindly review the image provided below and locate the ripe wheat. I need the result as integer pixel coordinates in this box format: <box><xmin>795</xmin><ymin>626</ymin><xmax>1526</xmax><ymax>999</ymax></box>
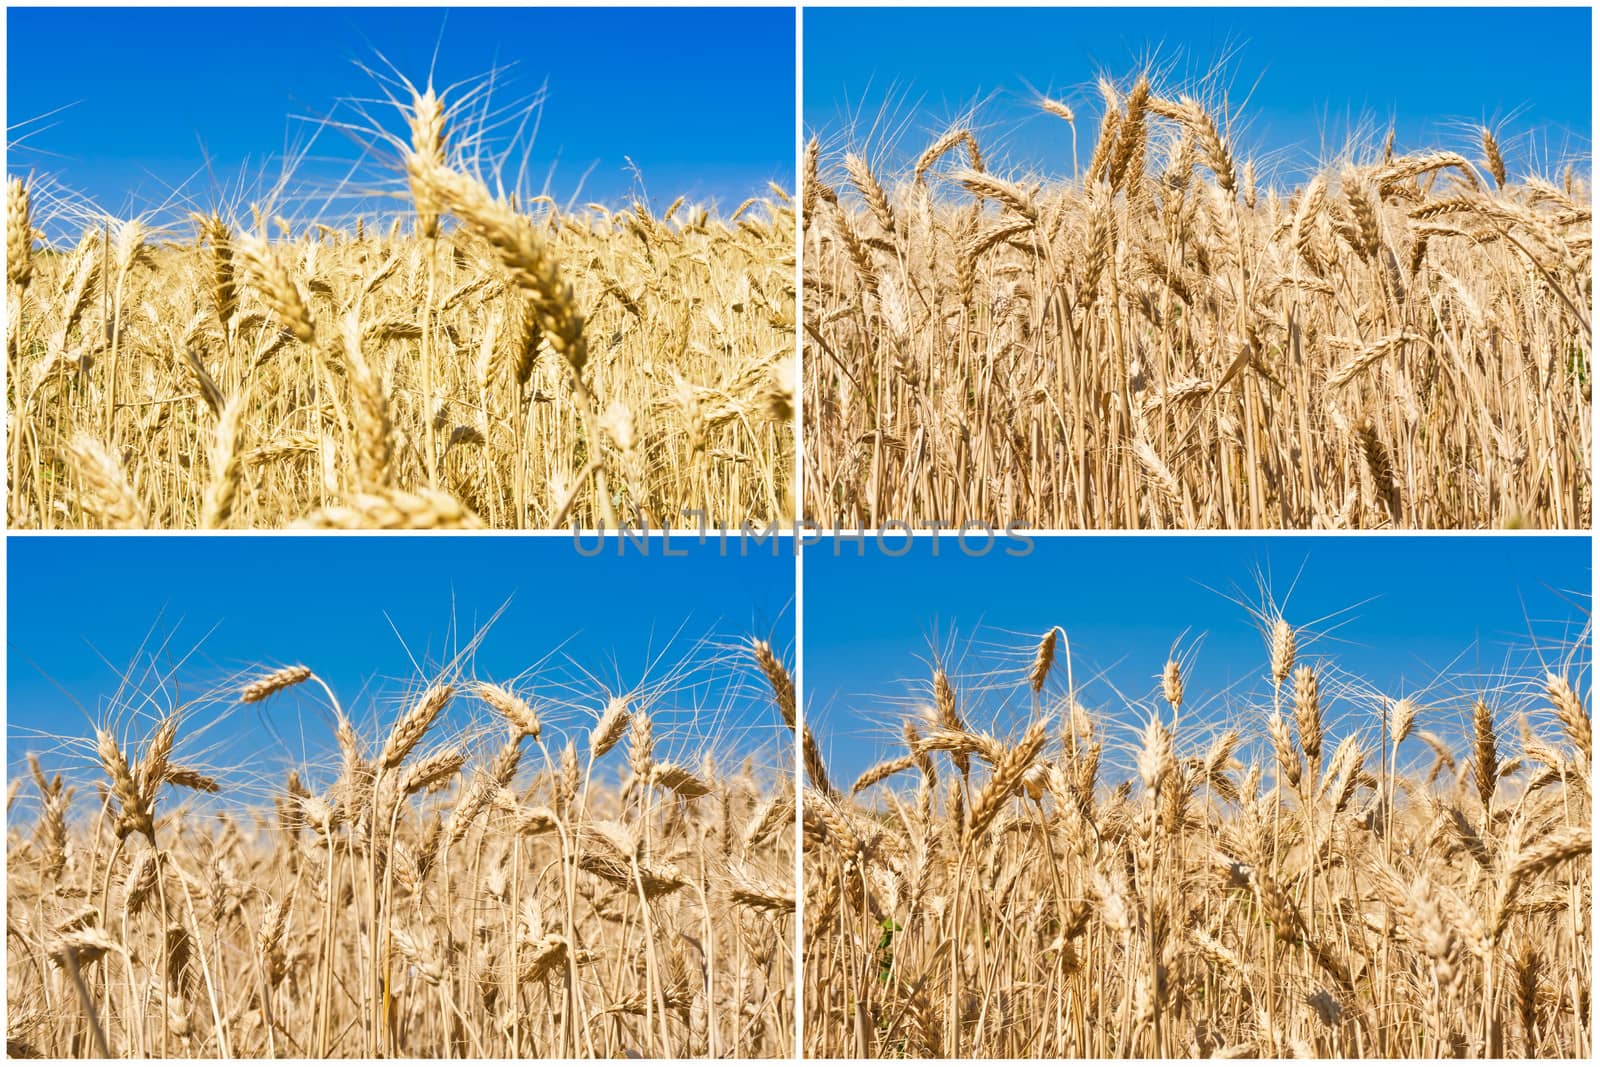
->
<box><xmin>804</xmin><ymin>75</ymin><xmax>1591</xmax><ymax>528</ymax></box>
<box><xmin>7</xmin><ymin>640</ymin><xmax>795</xmax><ymax>1057</ymax></box>
<box><xmin>803</xmin><ymin>618</ymin><xmax>1591</xmax><ymax>1056</ymax></box>
<box><xmin>7</xmin><ymin>88</ymin><xmax>794</xmax><ymax>529</ymax></box>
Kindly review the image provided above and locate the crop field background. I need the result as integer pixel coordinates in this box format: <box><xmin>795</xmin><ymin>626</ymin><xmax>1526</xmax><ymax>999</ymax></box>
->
<box><xmin>803</xmin><ymin>69</ymin><xmax>1591</xmax><ymax>529</ymax></box>
<box><xmin>802</xmin><ymin>622</ymin><xmax>1591</xmax><ymax>1057</ymax></box>
<box><xmin>6</xmin><ymin>6</ymin><xmax>797</xmax><ymax>531</ymax></box>
<box><xmin>7</xmin><ymin>635</ymin><xmax>798</xmax><ymax>1058</ymax></box>
<box><xmin>5</xmin><ymin>538</ymin><xmax>798</xmax><ymax>1058</ymax></box>
<box><xmin>6</xmin><ymin>107</ymin><xmax>794</xmax><ymax>530</ymax></box>
<box><xmin>800</xmin><ymin>538</ymin><xmax>1592</xmax><ymax>1058</ymax></box>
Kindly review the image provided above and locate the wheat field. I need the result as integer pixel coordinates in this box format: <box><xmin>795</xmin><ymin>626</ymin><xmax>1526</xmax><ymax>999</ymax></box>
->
<box><xmin>802</xmin><ymin>622</ymin><xmax>1592</xmax><ymax>1057</ymax></box>
<box><xmin>803</xmin><ymin>74</ymin><xmax>1591</xmax><ymax>529</ymax></box>
<box><xmin>6</xmin><ymin>637</ymin><xmax>797</xmax><ymax>1058</ymax></box>
<box><xmin>6</xmin><ymin>86</ymin><xmax>794</xmax><ymax>530</ymax></box>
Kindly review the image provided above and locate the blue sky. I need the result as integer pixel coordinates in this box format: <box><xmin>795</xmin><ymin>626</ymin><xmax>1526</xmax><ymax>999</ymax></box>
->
<box><xmin>7</xmin><ymin>7</ymin><xmax>795</xmax><ymax>226</ymax></box>
<box><xmin>804</xmin><ymin>535</ymin><xmax>1591</xmax><ymax>783</ymax></box>
<box><xmin>8</xmin><ymin>536</ymin><xmax>794</xmax><ymax>790</ymax></box>
<box><xmin>805</xmin><ymin>7</ymin><xmax>1592</xmax><ymax>184</ymax></box>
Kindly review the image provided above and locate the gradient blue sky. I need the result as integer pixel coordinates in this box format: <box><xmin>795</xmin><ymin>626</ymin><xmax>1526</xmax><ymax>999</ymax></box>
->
<box><xmin>8</xmin><ymin>536</ymin><xmax>794</xmax><ymax>785</ymax></box>
<box><xmin>805</xmin><ymin>6</ymin><xmax>1592</xmax><ymax>183</ymax></box>
<box><xmin>804</xmin><ymin>536</ymin><xmax>1591</xmax><ymax>782</ymax></box>
<box><xmin>7</xmin><ymin>6</ymin><xmax>795</xmax><ymax>226</ymax></box>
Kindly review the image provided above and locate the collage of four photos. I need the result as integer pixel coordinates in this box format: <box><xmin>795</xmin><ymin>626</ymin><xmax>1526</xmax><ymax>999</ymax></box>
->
<box><xmin>4</xmin><ymin>2</ymin><xmax>1593</xmax><ymax>1060</ymax></box>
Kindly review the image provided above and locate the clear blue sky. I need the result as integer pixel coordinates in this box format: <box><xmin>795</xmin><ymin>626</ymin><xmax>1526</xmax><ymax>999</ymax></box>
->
<box><xmin>8</xmin><ymin>536</ymin><xmax>794</xmax><ymax>791</ymax></box>
<box><xmin>804</xmin><ymin>6</ymin><xmax>1592</xmax><ymax>184</ymax></box>
<box><xmin>7</xmin><ymin>6</ymin><xmax>795</xmax><ymax>226</ymax></box>
<box><xmin>804</xmin><ymin>536</ymin><xmax>1591</xmax><ymax>783</ymax></box>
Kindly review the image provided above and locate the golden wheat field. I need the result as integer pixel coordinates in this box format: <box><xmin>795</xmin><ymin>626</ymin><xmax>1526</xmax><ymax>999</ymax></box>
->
<box><xmin>801</xmin><ymin>621</ymin><xmax>1592</xmax><ymax>1057</ymax></box>
<box><xmin>6</xmin><ymin>636</ymin><xmax>798</xmax><ymax>1058</ymax></box>
<box><xmin>5</xmin><ymin>87</ymin><xmax>795</xmax><ymax>530</ymax></box>
<box><xmin>803</xmin><ymin>74</ymin><xmax>1592</xmax><ymax>529</ymax></box>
